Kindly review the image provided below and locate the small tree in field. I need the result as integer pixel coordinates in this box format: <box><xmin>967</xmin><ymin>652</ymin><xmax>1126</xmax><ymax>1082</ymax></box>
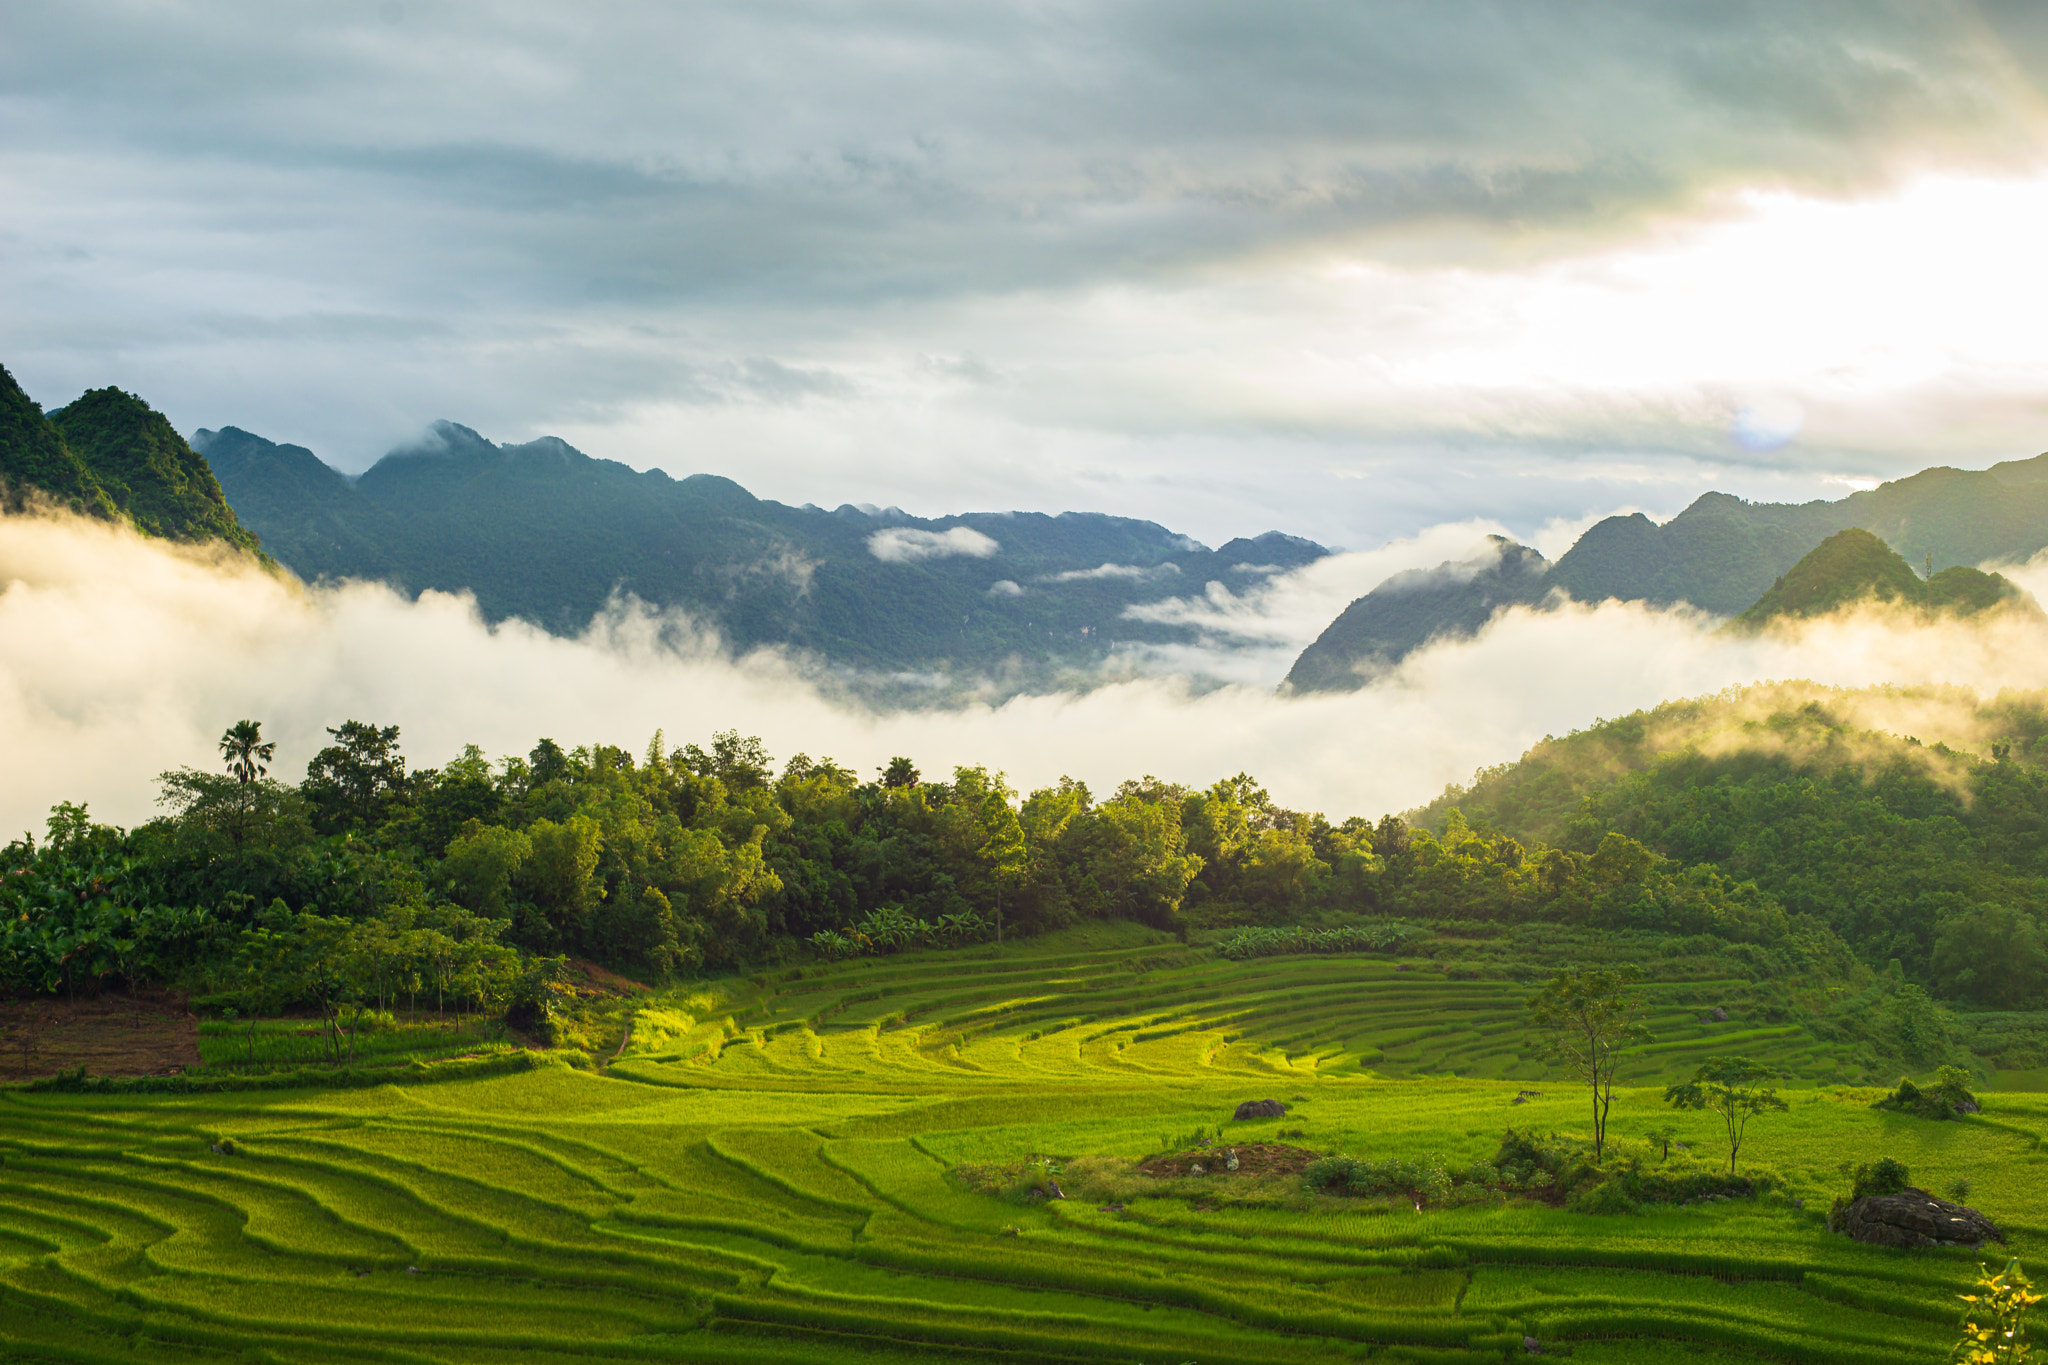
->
<box><xmin>1664</xmin><ymin>1055</ymin><xmax>1788</xmax><ymax>1174</ymax></box>
<box><xmin>1527</xmin><ymin>965</ymin><xmax>1648</xmax><ymax>1162</ymax></box>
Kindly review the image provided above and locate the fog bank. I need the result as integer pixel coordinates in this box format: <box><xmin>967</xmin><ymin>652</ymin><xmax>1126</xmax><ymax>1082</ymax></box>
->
<box><xmin>6</xmin><ymin>511</ymin><xmax>2047</xmax><ymax>837</ymax></box>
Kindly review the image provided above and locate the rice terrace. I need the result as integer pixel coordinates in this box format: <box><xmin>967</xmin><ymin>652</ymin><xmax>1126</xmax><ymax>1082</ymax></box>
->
<box><xmin>6</xmin><ymin>912</ymin><xmax>2046</xmax><ymax>1364</ymax></box>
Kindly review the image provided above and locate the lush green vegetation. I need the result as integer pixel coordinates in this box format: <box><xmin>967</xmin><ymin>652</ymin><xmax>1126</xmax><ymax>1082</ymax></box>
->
<box><xmin>1420</xmin><ymin>684</ymin><xmax>2048</xmax><ymax>1030</ymax></box>
<box><xmin>13</xmin><ymin>686</ymin><xmax>2043</xmax><ymax>1083</ymax></box>
<box><xmin>0</xmin><ymin>364</ymin><xmax>263</xmax><ymax>554</ymax></box>
<box><xmin>4</xmin><ymin>923</ymin><xmax>2043</xmax><ymax>1363</ymax></box>
<box><xmin>1727</xmin><ymin>528</ymin><xmax>2026</xmax><ymax>633</ymax></box>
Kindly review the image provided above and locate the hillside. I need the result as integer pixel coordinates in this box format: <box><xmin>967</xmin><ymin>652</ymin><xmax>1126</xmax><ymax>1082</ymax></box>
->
<box><xmin>4</xmin><ymin>926</ymin><xmax>2039</xmax><ymax>1364</ymax></box>
<box><xmin>0</xmin><ymin>364</ymin><xmax>263</xmax><ymax>556</ymax></box>
<box><xmin>1283</xmin><ymin>537</ymin><xmax>1549</xmax><ymax>693</ymax></box>
<box><xmin>1727</xmin><ymin>527</ymin><xmax>2029</xmax><ymax>632</ymax></box>
<box><xmin>1287</xmin><ymin>453</ymin><xmax>2048</xmax><ymax>692</ymax></box>
<box><xmin>1411</xmin><ymin>682</ymin><xmax>2048</xmax><ymax>1014</ymax></box>
<box><xmin>200</xmin><ymin>422</ymin><xmax>1325</xmax><ymax>677</ymax></box>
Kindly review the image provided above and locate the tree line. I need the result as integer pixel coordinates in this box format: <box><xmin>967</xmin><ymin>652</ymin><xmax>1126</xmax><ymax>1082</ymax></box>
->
<box><xmin>1</xmin><ymin>718</ymin><xmax>1862</xmax><ymax>1014</ymax></box>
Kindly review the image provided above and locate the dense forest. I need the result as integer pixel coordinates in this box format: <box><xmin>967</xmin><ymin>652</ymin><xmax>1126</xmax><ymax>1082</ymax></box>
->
<box><xmin>8</xmin><ymin>683</ymin><xmax>2007</xmax><ymax>1035</ymax></box>
<box><xmin>1417</xmin><ymin>683</ymin><xmax>2048</xmax><ymax>1012</ymax></box>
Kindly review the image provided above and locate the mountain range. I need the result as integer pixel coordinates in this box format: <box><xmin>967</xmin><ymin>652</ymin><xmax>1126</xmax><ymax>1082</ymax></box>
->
<box><xmin>194</xmin><ymin>422</ymin><xmax>1324</xmax><ymax>680</ymax></box>
<box><xmin>7</xmin><ymin>357</ymin><xmax>2047</xmax><ymax>695</ymax></box>
<box><xmin>1285</xmin><ymin>456</ymin><xmax>2048</xmax><ymax>692</ymax></box>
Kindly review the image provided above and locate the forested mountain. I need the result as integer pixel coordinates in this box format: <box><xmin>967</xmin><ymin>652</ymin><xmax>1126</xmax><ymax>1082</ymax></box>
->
<box><xmin>1412</xmin><ymin>682</ymin><xmax>2048</xmax><ymax>1013</ymax></box>
<box><xmin>0</xmin><ymin>364</ymin><xmax>262</xmax><ymax>555</ymax></box>
<box><xmin>199</xmin><ymin>422</ymin><xmax>1325</xmax><ymax>677</ymax></box>
<box><xmin>1286</xmin><ymin>453</ymin><xmax>2048</xmax><ymax>693</ymax></box>
<box><xmin>1284</xmin><ymin>538</ymin><xmax>1549</xmax><ymax>692</ymax></box>
<box><xmin>1726</xmin><ymin>527</ymin><xmax>2030</xmax><ymax>633</ymax></box>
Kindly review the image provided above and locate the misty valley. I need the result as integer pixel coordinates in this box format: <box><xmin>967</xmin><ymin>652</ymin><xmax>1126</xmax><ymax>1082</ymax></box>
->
<box><xmin>9</xmin><ymin>363</ymin><xmax>2048</xmax><ymax>1362</ymax></box>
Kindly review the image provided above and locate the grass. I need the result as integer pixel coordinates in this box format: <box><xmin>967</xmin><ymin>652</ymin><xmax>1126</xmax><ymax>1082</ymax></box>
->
<box><xmin>2</xmin><ymin>920</ymin><xmax>2039</xmax><ymax>1363</ymax></box>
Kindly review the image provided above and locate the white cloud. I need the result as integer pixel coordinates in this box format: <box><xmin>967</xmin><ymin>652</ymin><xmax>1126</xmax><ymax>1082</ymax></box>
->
<box><xmin>986</xmin><ymin>579</ymin><xmax>1024</xmax><ymax>597</ymax></box>
<box><xmin>865</xmin><ymin>526</ymin><xmax>1000</xmax><ymax>563</ymax></box>
<box><xmin>14</xmin><ymin>510</ymin><xmax>2046</xmax><ymax>839</ymax></box>
<box><xmin>1039</xmin><ymin>562</ymin><xmax>1179</xmax><ymax>583</ymax></box>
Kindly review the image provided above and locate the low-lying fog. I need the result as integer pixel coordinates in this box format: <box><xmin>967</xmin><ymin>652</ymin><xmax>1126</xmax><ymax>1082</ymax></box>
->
<box><xmin>6</xmin><ymin>508</ymin><xmax>2048</xmax><ymax>836</ymax></box>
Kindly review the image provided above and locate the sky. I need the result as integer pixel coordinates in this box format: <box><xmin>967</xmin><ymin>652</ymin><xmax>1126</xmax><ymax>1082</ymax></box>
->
<box><xmin>8</xmin><ymin>2</ymin><xmax>2048</xmax><ymax>550</ymax></box>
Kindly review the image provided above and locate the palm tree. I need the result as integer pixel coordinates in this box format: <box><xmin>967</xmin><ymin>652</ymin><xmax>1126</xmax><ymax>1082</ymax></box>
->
<box><xmin>219</xmin><ymin>720</ymin><xmax>276</xmax><ymax>785</ymax></box>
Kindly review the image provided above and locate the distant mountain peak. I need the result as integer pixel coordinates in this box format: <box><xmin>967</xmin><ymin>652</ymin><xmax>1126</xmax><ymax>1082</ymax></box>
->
<box><xmin>1726</xmin><ymin>527</ymin><xmax>2034</xmax><ymax>633</ymax></box>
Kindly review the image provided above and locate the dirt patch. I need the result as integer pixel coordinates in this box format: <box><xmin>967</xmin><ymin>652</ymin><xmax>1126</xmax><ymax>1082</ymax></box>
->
<box><xmin>566</xmin><ymin>959</ymin><xmax>650</xmax><ymax>998</ymax></box>
<box><xmin>0</xmin><ymin>988</ymin><xmax>200</xmax><ymax>1081</ymax></box>
<box><xmin>1139</xmin><ymin>1143</ymin><xmax>1320</xmax><ymax>1179</ymax></box>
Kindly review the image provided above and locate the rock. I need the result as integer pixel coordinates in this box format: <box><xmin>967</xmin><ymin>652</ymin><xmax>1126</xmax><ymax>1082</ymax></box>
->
<box><xmin>1956</xmin><ymin>1099</ymin><xmax>1981</xmax><ymax>1114</ymax></box>
<box><xmin>1524</xmin><ymin>1335</ymin><xmax>1544</xmax><ymax>1354</ymax></box>
<box><xmin>1046</xmin><ymin>1181</ymin><xmax>1065</xmax><ymax>1200</ymax></box>
<box><xmin>405</xmin><ymin>1266</ymin><xmax>420</xmax><ymax>1275</ymax></box>
<box><xmin>1510</xmin><ymin>1096</ymin><xmax>1528</xmax><ymax>1104</ymax></box>
<box><xmin>1710</xmin><ymin>1006</ymin><xmax>1729</xmax><ymax>1022</ymax></box>
<box><xmin>1025</xmin><ymin>1188</ymin><xmax>1047</xmax><ymax>1203</ymax></box>
<box><xmin>1833</xmin><ymin>1187</ymin><xmax>2004</xmax><ymax>1249</ymax></box>
<box><xmin>1225</xmin><ymin>1149</ymin><xmax>1240</xmax><ymax>1172</ymax></box>
<box><xmin>1234</xmin><ymin>1099</ymin><xmax>1287</xmax><ymax>1120</ymax></box>
<box><xmin>1189</xmin><ymin>1163</ymin><xmax>1206</xmax><ymax>1176</ymax></box>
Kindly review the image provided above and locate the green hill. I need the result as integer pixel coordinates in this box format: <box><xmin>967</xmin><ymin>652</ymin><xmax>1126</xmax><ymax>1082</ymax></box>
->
<box><xmin>0</xmin><ymin>365</ymin><xmax>263</xmax><ymax>557</ymax></box>
<box><xmin>1727</xmin><ymin>527</ymin><xmax>2028</xmax><ymax>633</ymax></box>
<box><xmin>0</xmin><ymin>362</ymin><xmax>118</xmax><ymax>519</ymax></box>
<box><xmin>1411</xmin><ymin>682</ymin><xmax>2048</xmax><ymax>1015</ymax></box>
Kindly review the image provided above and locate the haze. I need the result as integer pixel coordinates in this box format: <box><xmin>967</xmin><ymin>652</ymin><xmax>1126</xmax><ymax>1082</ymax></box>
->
<box><xmin>8</xmin><ymin>509</ymin><xmax>2048</xmax><ymax>837</ymax></box>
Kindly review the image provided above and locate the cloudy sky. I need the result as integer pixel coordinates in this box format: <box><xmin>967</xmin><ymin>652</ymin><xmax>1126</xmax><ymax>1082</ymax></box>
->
<box><xmin>7</xmin><ymin>1</ymin><xmax>2048</xmax><ymax>549</ymax></box>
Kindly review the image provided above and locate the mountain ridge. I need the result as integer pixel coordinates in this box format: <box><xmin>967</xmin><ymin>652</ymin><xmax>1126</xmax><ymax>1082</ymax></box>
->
<box><xmin>0</xmin><ymin>364</ymin><xmax>263</xmax><ymax>557</ymax></box>
<box><xmin>197</xmin><ymin>419</ymin><xmax>1327</xmax><ymax>678</ymax></box>
<box><xmin>1285</xmin><ymin>453</ymin><xmax>2048</xmax><ymax>693</ymax></box>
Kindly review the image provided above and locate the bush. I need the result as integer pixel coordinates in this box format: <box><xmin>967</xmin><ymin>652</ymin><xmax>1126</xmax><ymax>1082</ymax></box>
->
<box><xmin>1214</xmin><ymin>921</ymin><xmax>1423</xmax><ymax>961</ymax></box>
<box><xmin>1873</xmin><ymin>1067</ymin><xmax>1977</xmax><ymax>1119</ymax></box>
<box><xmin>1852</xmin><ymin>1157</ymin><xmax>1911</xmax><ymax>1199</ymax></box>
<box><xmin>1303</xmin><ymin>1153</ymin><xmax>1453</xmax><ymax>1205</ymax></box>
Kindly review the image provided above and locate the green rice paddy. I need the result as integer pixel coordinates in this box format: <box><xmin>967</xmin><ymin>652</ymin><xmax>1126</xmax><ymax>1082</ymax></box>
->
<box><xmin>5</xmin><ymin>923</ymin><xmax>2041</xmax><ymax>1363</ymax></box>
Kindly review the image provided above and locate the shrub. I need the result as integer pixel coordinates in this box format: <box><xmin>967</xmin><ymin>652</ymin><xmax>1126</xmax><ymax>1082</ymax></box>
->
<box><xmin>1213</xmin><ymin>922</ymin><xmax>1423</xmax><ymax>960</ymax></box>
<box><xmin>1304</xmin><ymin>1153</ymin><xmax>1454</xmax><ymax>1205</ymax></box>
<box><xmin>1852</xmin><ymin>1157</ymin><xmax>1911</xmax><ymax>1199</ymax></box>
<box><xmin>1873</xmin><ymin>1066</ymin><xmax>1978</xmax><ymax>1119</ymax></box>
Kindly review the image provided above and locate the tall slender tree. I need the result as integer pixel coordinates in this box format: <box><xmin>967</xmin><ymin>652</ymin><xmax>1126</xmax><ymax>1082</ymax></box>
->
<box><xmin>218</xmin><ymin>719</ymin><xmax>276</xmax><ymax>785</ymax></box>
<box><xmin>1527</xmin><ymin>965</ymin><xmax>1649</xmax><ymax>1162</ymax></box>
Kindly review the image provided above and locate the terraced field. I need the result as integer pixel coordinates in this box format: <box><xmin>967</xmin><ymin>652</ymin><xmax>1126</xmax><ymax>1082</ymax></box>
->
<box><xmin>5</xmin><ymin>923</ymin><xmax>2042</xmax><ymax>1363</ymax></box>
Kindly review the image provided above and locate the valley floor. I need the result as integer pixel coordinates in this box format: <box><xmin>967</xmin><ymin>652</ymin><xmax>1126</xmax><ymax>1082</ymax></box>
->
<box><xmin>3</xmin><ymin>926</ymin><xmax>2039</xmax><ymax>1363</ymax></box>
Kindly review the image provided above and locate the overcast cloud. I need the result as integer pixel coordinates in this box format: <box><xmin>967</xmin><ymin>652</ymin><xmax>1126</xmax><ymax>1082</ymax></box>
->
<box><xmin>6</xmin><ymin>2</ymin><xmax>2048</xmax><ymax>547</ymax></box>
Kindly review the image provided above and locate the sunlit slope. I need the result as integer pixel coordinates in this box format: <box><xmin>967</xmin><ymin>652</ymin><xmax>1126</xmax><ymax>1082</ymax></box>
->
<box><xmin>615</xmin><ymin>926</ymin><xmax>1861</xmax><ymax>1091</ymax></box>
<box><xmin>3</xmin><ymin>927</ymin><xmax>2038</xmax><ymax>1365</ymax></box>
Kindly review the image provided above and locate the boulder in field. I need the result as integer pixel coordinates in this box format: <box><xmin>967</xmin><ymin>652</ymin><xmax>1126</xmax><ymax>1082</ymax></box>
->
<box><xmin>1235</xmin><ymin>1099</ymin><xmax>1287</xmax><ymax>1120</ymax></box>
<box><xmin>1832</xmin><ymin>1187</ymin><xmax>2003</xmax><ymax>1249</ymax></box>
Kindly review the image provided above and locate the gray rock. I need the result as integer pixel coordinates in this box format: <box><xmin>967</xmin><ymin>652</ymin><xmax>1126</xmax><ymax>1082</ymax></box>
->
<box><xmin>1524</xmin><ymin>1335</ymin><xmax>1544</xmax><ymax>1354</ymax></box>
<box><xmin>1833</xmin><ymin>1187</ymin><xmax>2004</xmax><ymax>1249</ymax></box>
<box><xmin>1189</xmin><ymin>1163</ymin><xmax>1206</xmax><ymax>1176</ymax></box>
<box><xmin>1234</xmin><ymin>1099</ymin><xmax>1287</xmax><ymax>1120</ymax></box>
